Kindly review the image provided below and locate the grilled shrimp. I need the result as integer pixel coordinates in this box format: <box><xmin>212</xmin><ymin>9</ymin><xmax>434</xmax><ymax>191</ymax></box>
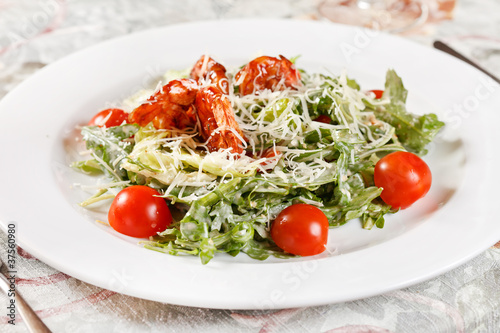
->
<box><xmin>128</xmin><ymin>55</ymin><xmax>246</xmax><ymax>154</ymax></box>
<box><xmin>195</xmin><ymin>86</ymin><xmax>245</xmax><ymax>154</ymax></box>
<box><xmin>191</xmin><ymin>55</ymin><xmax>246</xmax><ymax>153</ymax></box>
<box><xmin>128</xmin><ymin>79</ymin><xmax>198</xmax><ymax>129</ymax></box>
<box><xmin>234</xmin><ymin>55</ymin><xmax>302</xmax><ymax>96</ymax></box>
<box><xmin>190</xmin><ymin>55</ymin><xmax>229</xmax><ymax>94</ymax></box>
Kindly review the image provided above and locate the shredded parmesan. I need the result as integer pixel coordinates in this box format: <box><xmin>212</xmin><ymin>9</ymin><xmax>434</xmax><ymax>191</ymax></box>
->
<box><xmin>114</xmin><ymin>63</ymin><xmax>397</xmax><ymax>200</ymax></box>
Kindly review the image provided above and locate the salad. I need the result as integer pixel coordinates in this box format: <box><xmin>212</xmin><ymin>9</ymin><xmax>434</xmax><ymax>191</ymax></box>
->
<box><xmin>73</xmin><ymin>55</ymin><xmax>444</xmax><ymax>264</ymax></box>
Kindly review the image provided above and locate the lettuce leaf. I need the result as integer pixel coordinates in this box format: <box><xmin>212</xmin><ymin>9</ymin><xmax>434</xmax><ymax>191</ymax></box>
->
<box><xmin>374</xmin><ymin>70</ymin><xmax>444</xmax><ymax>155</ymax></box>
<box><xmin>81</xmin><ymin>124</ymin><xmax>139</xmax><ymax>180</ymax></box>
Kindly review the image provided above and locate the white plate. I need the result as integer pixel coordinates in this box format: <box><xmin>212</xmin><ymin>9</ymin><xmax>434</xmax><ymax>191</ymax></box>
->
<box><xmin>1</xmin><ymin>19</ymin><xmax>500</xmax><ymax>310</ymax></box>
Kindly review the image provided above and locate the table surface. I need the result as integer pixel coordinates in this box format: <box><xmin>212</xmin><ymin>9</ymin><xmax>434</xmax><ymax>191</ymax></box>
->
<box><xmin>1</xmin><ymin>0</ymin><xmax>500</xmax><ymax>332</ymax></box>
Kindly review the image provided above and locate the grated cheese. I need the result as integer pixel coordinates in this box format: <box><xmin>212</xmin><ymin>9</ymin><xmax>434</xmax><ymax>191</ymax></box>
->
<box><xmin>115</xmin><ymin>62</ymin><xmax>397</xmax><ymax>199</ymax></box>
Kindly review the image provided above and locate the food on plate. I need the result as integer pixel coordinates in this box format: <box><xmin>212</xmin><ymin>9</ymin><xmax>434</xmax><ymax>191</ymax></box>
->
<box><xmin>127</xmin><ymin>78</ymin><xmax>199</xmax><ymax>130</ymax></box>
<box><xmin>270</xmin><ymin>203</ymin><xmax>329</xmax><ymax>256</ymax></box>
<box><xmin>108</xmin><ymin>186</ymin><xmax>173</xmax><ymax>238</ymax></box>
<box><xmin>367</xmin><ymin>89</ymin><xmax>384</xmax><ymax>99</ymax></box>
<box><xmin>73</xmin><ymin>54</ymin><xmax>444</xmax><ymax>263</ymax></box>
<box><xmin>234</xmin><ymin>55</ymin><xmax>302</xmax><ymax>95</ymax></box>
<box><xmin>128</xmin><ymin>55</ymin><xmax>245</xmax><ymax>153</ymax></box>
<box><xmin>190</xmin><ymin>55</ymin><xmax>229</xmax><ymax>94</ymax></box>
<box><xmin>88</xmin><ymin>108</ymin><xmax>129</xmax><ymax>127</ymax></box>
<box><xmin>374</xmin><ymin>151</ymin><xmax>432</xmax><ymax>209</ymax></box>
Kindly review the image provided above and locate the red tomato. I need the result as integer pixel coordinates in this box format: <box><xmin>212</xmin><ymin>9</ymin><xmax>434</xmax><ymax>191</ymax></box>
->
<box><xmin>374</xmin><ymin>151</ymin><xmax>432</xmax><ymax>209</ymax></box>
<box><xmin>88</xmin><ymin>108</ymin><xmax>129</xmax><ymax>127</ymax></box>
<box><xmin>271</xmin><ymin>203</ymin><xmax>329</xmax><ymax>256</ymax></box>
<box><xmin>108</xmin><ymin>186</ymin><xmax>172</xmax><ymax>238</ymax></box>
<box><xmin>368</xmin><ymin>90</ymin><xmax>384</xmax><ymax>99</ymax></box>
<box><xmin>315</xmin><ymin>115</ymin><xmax>332</xmax><ymax>124</ymax></box>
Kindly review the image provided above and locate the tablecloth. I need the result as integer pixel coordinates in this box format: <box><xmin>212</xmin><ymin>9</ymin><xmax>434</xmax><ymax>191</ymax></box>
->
<box><xmin>1</xmin><ymin>0</ymin><xmax>500</xmax><ymax>332</ymax></box>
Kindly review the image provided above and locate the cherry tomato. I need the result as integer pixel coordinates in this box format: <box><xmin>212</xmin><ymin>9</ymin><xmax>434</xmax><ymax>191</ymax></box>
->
<box><xmin>271</xmin><ymin>203</ymin><xmax>329</xmax><ymax>256</ymax></box>
<box><xmin>374</xmin><ymin>151</ymin><xmax>432</xmax><ymax>209</ymax></box>
<box><xmin>368</xmin><ymin>90</ymin><xmax>384</xmax><ymax>99</ymax></box>
<box><xmin>88</xmin><ymin>108</ymin><xmax>129</xmax><ymax>127</ymax></box>
<box><xmin>108</xmin><ymin>186</ymin><xmax>172</xmax><ymax>238</ymax></box>
<box><xmin>315</xmin><ymin>115</ymin><xmax>332</xmax><ymax>124</ymax></box>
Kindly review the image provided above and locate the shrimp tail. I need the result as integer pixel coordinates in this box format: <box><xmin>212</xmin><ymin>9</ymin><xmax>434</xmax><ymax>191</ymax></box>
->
<box><xmin>191</xmin><ymin>55</ymin><xmax>229</xmax><ymax>94</ymax></box>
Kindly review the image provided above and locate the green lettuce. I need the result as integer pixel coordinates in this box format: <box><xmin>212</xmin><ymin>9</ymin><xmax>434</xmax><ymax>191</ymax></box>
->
<box><xmin>80</xmin><ymin>124</ymin><xmax>139</xmax><ymax>180</ymax></box>
<box><xmin>374</xmin><ymin>70</ymin><xmax>444</xmax><ymax>155</ymax></box>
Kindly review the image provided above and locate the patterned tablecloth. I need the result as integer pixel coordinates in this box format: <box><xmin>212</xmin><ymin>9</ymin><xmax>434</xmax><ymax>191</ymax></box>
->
<box><xmin>1</xmin><ymin>0</ymin><xmax>500</xmax><ymax>332</ymax></box>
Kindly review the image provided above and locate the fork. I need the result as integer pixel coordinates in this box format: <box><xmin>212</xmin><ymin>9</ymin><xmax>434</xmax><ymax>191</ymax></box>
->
<box><xmin>433</xmin><ymin>40</ymin><xmax>500</xmax><ymax>84</ymax></box>
<box><xmin>0</xmin><ymin>259</ymin><xmax>52</xmax><ymax>333</ymax></box>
